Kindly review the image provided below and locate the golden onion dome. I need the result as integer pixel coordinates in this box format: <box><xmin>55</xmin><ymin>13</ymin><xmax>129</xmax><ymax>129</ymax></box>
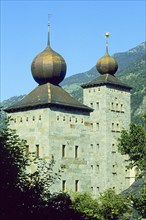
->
<box><xmin>96</xmin><ymin>32</ymin><xmax>118</xmax><ymax>75</ymax></box>
<box><xmin>96</xmin><ymin>52</ymin><xmax>118</xmax><ymax>75</ymax></box>
<box><xmin>31</xmin><ymin>46</ymin><xmax>67</xmax><ymax>85</ymax></box>
<box><xmin>31</xmin><ymin>20</ymin><xmax>67</xmax><ymax>85</ymax></box>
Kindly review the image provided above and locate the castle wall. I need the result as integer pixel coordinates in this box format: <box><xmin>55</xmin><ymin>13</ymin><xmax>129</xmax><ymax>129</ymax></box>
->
<box><xmin>8</xmin><ymin>84</ymin><xmax>134</xmax><ymax>197</ymax></box>
<box><xmin>9</xmin><ymin>107</ymin><xmax>96</xmax><ymax>194</ymax></box>
<box><xmin>83</xmin><ymin>85</ymin><xmax>134</xmax><ymax>194</ymax></box>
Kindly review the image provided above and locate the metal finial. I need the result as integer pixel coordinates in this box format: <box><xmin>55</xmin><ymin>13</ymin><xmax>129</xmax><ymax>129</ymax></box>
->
<box><xmin>105</xmin><ymin>32</ymin><xmax>110</xmax><ymax>54</ymax></box>
<box><xmin>47</xmin><ymin>14</ymin><xmax>52</xmax><ymax>47</ymax></box>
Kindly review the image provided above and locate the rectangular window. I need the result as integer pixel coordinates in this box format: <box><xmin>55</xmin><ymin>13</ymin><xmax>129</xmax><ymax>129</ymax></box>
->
<box><xmin>75</xmin><ymin>145</ymin><xmax>79</xmax><ymax>158</ymax></box>
<box><xmin>25</xmin><ymin>145</ymin><xmax>29</xmax><ymax>156</ymax></box>
<box><xmin>96</xmin><ymin>164</ymin><xmax>99</xmax><ymax>172</ymax></box>
<box><xmin>36</xmin><ymin>144</ymin><xmax>39</xmax><ymax>157</ymax></box>
<box><xmin>112</xmin><ymin>123</ymin><xmax>114</xmax><ymax>131</ymax></box>
<box><xmin>97</xmin><ymin>187</ymin><xmax>100</xmax><ymax>192</ymax></box>
<box><xmin>121</xmin><ymin>104</ymin><xmax>123</xmax><ymax>112</ymax></box>
<box><xmin>62</xmin><ymin>145</ymin><xmax>66</xmax><ymax>158</ymax></box>
<box><xmin>75</xmin><ymin>180</ymin><xmax>79</xmax><ymax>192</ymax></box>
<box><xmin>96</xmin><ymin>102</ymin><xmax>99</xmax><ymax>110</ymax></box>
<box><xmin>116</xmin><ymin>103</ymin><xmax>119</xmax><ymax>111</ymax></box>
<box><xmin>62</xmin><ymin>180</ymin><xmax>66</xmax><ymax>192</ymax></box>
<box><xmin>111</xmin><ymin>102</ymin><xmax>114</xmax><ymax>111</ymax></box>
<box><xmin>96</xmin><ymin>123</ymin><xmax>99</xmax><ymax>130</ymax></box>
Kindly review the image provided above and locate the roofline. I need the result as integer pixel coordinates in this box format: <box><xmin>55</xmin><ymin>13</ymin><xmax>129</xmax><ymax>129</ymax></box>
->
<box><xmin>4</xmin><ymin>102</ymin><xmax>93</xmax><ymax>113</ymax></box>
<box><xmin>81</xmin><ymin>81</ymin><xmax>132</xmax><ymax>90</ymax></box>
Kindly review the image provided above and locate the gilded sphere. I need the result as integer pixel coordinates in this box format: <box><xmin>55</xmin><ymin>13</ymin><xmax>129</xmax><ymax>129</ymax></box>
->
<box><xmin>31</xmin><ymin>47</ymin><xmax>67</xmax><ymax>85</ymax></box>
<box><xmin>96</xmin><ymin>53</ymin><xmax>118</xmax><ymax>75</ymax></box>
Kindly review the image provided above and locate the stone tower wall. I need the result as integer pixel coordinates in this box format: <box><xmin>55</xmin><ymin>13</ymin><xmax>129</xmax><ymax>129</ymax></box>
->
<box><xmin>83</xmin><ymin>85</ymin><xmax>134</xmax><ymax>194</ymax></box>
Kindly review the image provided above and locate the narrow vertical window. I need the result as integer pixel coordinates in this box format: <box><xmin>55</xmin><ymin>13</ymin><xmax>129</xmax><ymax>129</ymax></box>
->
<box><xmin>62</xmin><ymin>180</ymin><xmax>66</xmax><ymax>192</ymax></box>
<box><xmin>96</xmin><ymin>164</ymin><xmax>99</xmax><ymax>172</ymax></box>
<box><xmin>39</xmin><ymin>115</ymin><xmax>41</xmax><ymax>120</ymax></box>
<box><xmin>62</xmin><ymin>145</ymin><xmax>66</xmax><ymax>158</ymax></box>
<box><xmin>57</xmin><ymin>115</ymin><xmax>59</xmax><ymax>121</ymax></box>
<box><xmin>96</xmin><ymin>102</ymin><xmax>99</xmax><ymax>110</ymax></box>
<box><xmin>121</xmin><ymin>104</ymin><xmax>123</xmax><ymax>112</ymax></box>
<box><xmin>90</xmin><ymin>103</ymin><xmax>93</xmax><ymax>108</ymax></box>
<box><xmin>111</xmin><ymin>102</ymin><xmax>114</xmax><ymax>110</ymax></box>
<box><xmin>116</xmin><ymin>103</ymin><xmax>118</xmax><ymax>111</ymax></box>
<box><xmin>97</xmin><ymin>187</ymin><xmax>100</xmax><ymax>192</ymax></box>
<box><xmin>112</xmin><ymin>123</ymin><xmax>114</xmax><ymax>131</ymax></box>
<box><xmin>117</xmin><ymin>123</ymin><xmax>119</xmax><ymax>131</ymax></box>
<box><xmin>63</xmin><ymin>116</ymin><xmax>65</xmax><ymax>121</ymax></box>
<box><xmin>36</xmin><ymin>144</ymin><xmax>39</xmax><ymax>157</ymax></box>
<box><xmin>26</xmin><ymin>117</ymin><xmax>28</xmax><ymax>122</ymax></box>
<box><xmin>75</xmin><ymin>145</ymin><xmax>79</xmax><ymax>158</ymax></box>
<box><xmin>75</xmin><ymin>180</ymin><xmax>79</xmax><ymax>192</ymax></box>
<box><xmin>25</xmin><ymin>145</ymin><xmax>29</xmax><ymax>156</ymax></box>
<box><xmin>33</xmin><ymin>116</ymin><xmax>35</xmax><ymax>121</ymax></box>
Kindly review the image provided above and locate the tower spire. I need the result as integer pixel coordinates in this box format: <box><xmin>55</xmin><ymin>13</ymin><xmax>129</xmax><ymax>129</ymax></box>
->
<box><xmin>47</xmin><ymin>14</ymin><xmax>52</xmax><ymax>47</ymax></box>
<box><xmin>105</xmin><ymin>32</ymin><xmax>110</xmax><ymax>55</ymax></box>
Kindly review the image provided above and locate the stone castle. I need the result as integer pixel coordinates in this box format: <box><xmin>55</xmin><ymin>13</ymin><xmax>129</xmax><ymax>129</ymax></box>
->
<box><xmin>5</xmin><ymin>25</ymin><xmax>135</xmax><ymax>197</ymax></box>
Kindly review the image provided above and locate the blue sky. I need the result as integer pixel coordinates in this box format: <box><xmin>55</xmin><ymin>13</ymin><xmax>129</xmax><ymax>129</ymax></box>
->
<box><xmin>1</xmin><ymin>0</ymin><xmax>146</xmax><ymax>101</ymax></box>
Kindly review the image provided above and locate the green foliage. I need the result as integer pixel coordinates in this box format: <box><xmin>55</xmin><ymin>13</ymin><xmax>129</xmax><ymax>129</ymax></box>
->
<box><xmin>129</xmin><ymin>183</ymin><xmax>146</xmax><ymax>218</ymax></box>
<box><xmin>118</xmin><ymin>114</ymin><xmax>146</xmax><ymax>178</ymax></box>
<box><xmin>71</xmin><ymin>190</ymin><xmax>131</xmax><ymax>220</ymax></box>
<box><xmin>71</xmin><ymin>192</ymin><xmax>101</xmax><ymax>220</ymax></box>
<box><xmin>0</xmin><ymin>118</ymin><xmax>67</xmax><ymax>220</ymax></box>
<box><xmin>0</xmin><ymin>117</ymin><xmax>29</xmax><ymax>219</ymax></box>
<box><xmin>118</xmin><ymin>114</ymin><xmax>146</xmax><ymax>217</ymax></box>
<box><xmin>99</xmin><ymin>189</ymin><xmax>130</xmax><ymax>220</ymax></box>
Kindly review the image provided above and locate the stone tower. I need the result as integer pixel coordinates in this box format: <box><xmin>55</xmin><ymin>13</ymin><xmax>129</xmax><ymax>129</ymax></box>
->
<box><xmin>81</xmin><ymin>33</ymin><xmax>134</xmax><ymax>193</ymax></box>
<box><xmin>5</xmin><ymin>27</ymin><xmax>134</xmax><ymax>196</ymax></box>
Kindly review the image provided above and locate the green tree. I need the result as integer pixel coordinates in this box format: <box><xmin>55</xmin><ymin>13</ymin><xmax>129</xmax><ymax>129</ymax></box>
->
<box><xmin>118</xmin><ymin>113</ymin><xmax>146</xmax><ymax>178</ymax></box>
<box><xmin>129</xmin><ymin>184</ymin><xmax>146</xmax><ymax>218</ymax></box>
<box><xmin>99</xmin><ymin>189</ymin><xmax>130</xmax><ymax>220</ymax></box>
<box><xmin>0</xmin><ymin>118</ymin><xmax>71</xmax><ymax>220</ymax></box>
<box><xmin>118</xmin><ymin>113</ymin><xmax>146</xmax><ymax>218</ymax></box>
<box><xmin>71</xmin><ymin>192</ymin><xmax>101</xmax><ymax>220</ymax></box>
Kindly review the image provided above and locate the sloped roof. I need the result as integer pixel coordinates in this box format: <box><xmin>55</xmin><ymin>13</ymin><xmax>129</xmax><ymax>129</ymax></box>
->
<box><xmin>81</xmin><ymin>74</ymin><xmax>132</xmax><ymax>90</ymax></box>
<box><xmin>5</xmin><ymin>83</ymin><xmax>93</xmax><ymax>113</ymax></box>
